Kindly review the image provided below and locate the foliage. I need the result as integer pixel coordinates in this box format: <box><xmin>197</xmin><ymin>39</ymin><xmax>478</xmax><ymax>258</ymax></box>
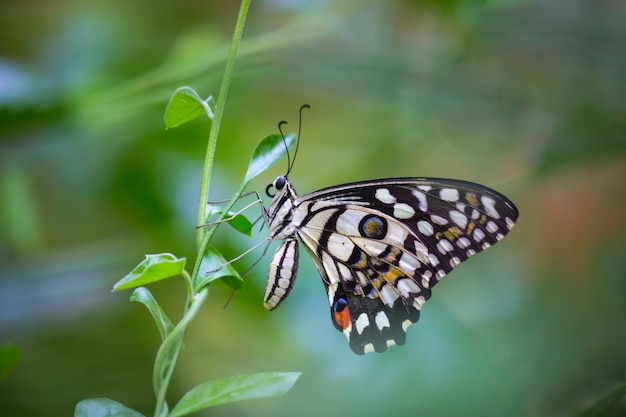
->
<box><xmin>72</xmin><ymin>1</ymin><xmax>300</xmax><ymax>416</ymax></box>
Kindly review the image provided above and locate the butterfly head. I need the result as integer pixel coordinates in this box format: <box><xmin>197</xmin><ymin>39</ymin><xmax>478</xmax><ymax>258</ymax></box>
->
<box><xmin>265</xmin><ymin>175</ymin><xmax>288</xmax><ymax>198</ymax></box>
<box><xmin>265</xmin><ymin>175</ymin><xmax>299</xmax><ymax>239</ymax></box>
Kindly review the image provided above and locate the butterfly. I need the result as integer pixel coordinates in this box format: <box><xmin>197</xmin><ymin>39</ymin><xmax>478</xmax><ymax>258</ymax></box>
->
<box><xmin>262</xmin><ymin>108</ymin><xmax>519</xmax><ymax>354</ymax></box>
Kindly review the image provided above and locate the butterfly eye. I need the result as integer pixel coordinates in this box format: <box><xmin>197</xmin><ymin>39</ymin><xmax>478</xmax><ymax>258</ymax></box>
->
<box><xmin>266</xmin><ymin>176</ymin><xmax>287</xmax><ymax>197</ymax></box>
<box><xmin>274</xmin><ymin>175</ymin><xmax>287</xmax><ymax>190</ymax></box>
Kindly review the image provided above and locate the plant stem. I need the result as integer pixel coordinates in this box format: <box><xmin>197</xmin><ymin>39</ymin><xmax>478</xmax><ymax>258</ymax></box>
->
<box><xmin>152</xmin><ymin>2</ymin><xmax>251</xmax><ymax>416</ymax></box>
<box><xmin>191</xmin><ymin>182</ymin><xmax>247</xmax><ymax>287</ymax></box>
<box><xmin>196</xmin><ymin>0</ymin><xmax>251</xmax><ymax>250</ymax></box>
<box><xmin>153</xmin><ymin>288</ymin><xmax>209</xmax><ymax>417</ymax></box>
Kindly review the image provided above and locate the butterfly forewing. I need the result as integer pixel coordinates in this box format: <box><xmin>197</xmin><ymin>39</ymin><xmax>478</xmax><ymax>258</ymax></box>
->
<box><xmin>265</xmin><ymin>177</ymin><xmax>518</xmax><ymax>354</ymax></box>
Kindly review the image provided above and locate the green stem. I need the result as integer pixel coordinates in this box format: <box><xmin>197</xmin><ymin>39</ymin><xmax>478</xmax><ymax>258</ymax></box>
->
<box><xmin>153</xmin><ymin>288</ymin><xmax>209</xmax><ymax>417</ymax></box>
<box><xmin>191</xmin><ymin>182</ymin><xmax>247</xmax><ymax>286</ymax></box>
<box><xmin>196</xmin><ymin>0</ymin><xmax>251</xmax><ymax>249</ymax></box>
<box><xmin>152</xmin><ymin>1</ymin><xmax>251</xmax><ymax>416</ymax></box>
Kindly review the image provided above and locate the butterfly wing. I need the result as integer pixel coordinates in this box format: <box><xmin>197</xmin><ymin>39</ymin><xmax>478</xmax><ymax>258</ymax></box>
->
<box><xmin>292</xmin><ymin>178</ymin><xmax>518</xmax><ymax>354</ymax></box>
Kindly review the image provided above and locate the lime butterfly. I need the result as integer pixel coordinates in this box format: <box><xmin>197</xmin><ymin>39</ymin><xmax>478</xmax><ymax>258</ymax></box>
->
<box><xmin>261</xmin><ymin>110</ymin><xmax>518</xmax><ymax>354</ymax></box>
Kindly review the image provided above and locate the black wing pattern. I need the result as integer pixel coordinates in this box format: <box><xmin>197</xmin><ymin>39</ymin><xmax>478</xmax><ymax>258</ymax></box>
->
<box><xmin>290</xmin><ymin>178</ymin><xmax>518</xmax><ymax>354</ymax></box>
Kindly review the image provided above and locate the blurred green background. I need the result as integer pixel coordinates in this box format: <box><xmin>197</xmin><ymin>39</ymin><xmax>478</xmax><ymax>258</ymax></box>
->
<box><xmin>1</xmin><ymin>0</ymin><xmax>624</xmax><ymax>416</ymax></box>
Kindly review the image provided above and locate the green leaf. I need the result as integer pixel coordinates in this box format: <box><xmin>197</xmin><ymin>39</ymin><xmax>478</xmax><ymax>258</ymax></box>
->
<box><xmin>0</xmin><ymin>343</ymin><xmax>22</xmax><ymax>380</ymax></box>
<box><xmin>164</xmin><ymin>86</ymin><xmax>213</xmax><ymax>128</ymax></box>
<box><xmin>75</xmin><ymin>398</ymin><xmax>145</xmax><ymax>417</ymax></box>
<box><xmin>205</xmin><ymin>204</ymin><xmax>253</xmax><ymax>236</ymax></box>
<box><xmin>224</xmin><ymin>212</ymin><xmax>253</xmax><ymax>236</ymax></box>
<box><xmin>169</xmin><ymin>372</ymin><xmax>301</xmax><ymax>417</ymax></box>
<box><xmin>194</xmin><ymin>246</ymin><xmax>244</xmax><ymax>292</ymax></box>
<box><xmin>113</xmin><ymin>253</ymin><xmax>186</xmax><ymax>291</ymax></box>
<box><xmin>130</xmin><ymin>287</ymin><xmax>174</xmax><ymax>341</ymax></box>
<box><xmin>243</xmin><ymin>133</ymin><xmax>295</xmax><ymax>184</ymax></box>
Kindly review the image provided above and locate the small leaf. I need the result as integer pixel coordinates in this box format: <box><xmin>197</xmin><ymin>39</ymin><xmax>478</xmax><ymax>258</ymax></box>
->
<box><xmin>243</xmin><ymin>133</ymin><xmax>295</xmax><ymax>184</ymax></box>
<box><xmin>205</xmin><ymin>204</ymin><xmax>253</xmax><ymax>236</ymax></box>
<box><xmin>75</xmin><ymin>398</ymin><xmax>145</xmax><ymax>417</ymax></box>
<box><xmin>169</xmin><ymin>372</ymin><xmax>301</xmax><ymax>417</ymax></box>
<box><xmin>113</xmin><ymin>253</ymin><xmax>186</xmax><ymax>291</ymax></box>
<box><xmin>225</xmin><ymin>212</ymin><xmax>253</xmax><ymax>236</ymax></box>
<box><xmin>130</xmin><ymin>287</ymin><xmax>174</xmax><ymax>341</ymax></box>
<box><xmin>0</xmin><ymin>343</ymin><xmax>22</xmax><ymax>380</ymax></box>
<box><xmin>164</xmin><ymin>86</ymin><xmax>213</xmax><ymax>128</ymax></box>
<box><xmin>195</xmin><ymin>245</ymin><xmax>245</xmax><ymax>292</ymax></box>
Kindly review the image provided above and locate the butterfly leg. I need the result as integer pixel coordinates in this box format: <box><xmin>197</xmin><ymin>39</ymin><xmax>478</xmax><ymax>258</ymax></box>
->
<box><xmin>203</xmin><ymin>191</ymin><xmax>266</xmax><ymax>228</ymax></box>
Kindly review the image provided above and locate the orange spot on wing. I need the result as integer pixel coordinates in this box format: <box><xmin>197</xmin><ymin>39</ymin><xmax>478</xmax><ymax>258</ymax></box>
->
<box><xmin>444</xmin><ymin>226</ymin><xmax>462</xmax><ymax>240</ymax></box>
<box><xmin>334</xmin><ymin>306</ymin><xmax>352</xmax><ymax>331</ymax></box>
<box><xmin>465</xmin><ymin>192</ymin><xmax>479</xmax><ymax>206</ymax></box>
<box><xmin>381</xmin><ymin>266</ymin><xmax>404</xmax><ymax>283</ymax></box>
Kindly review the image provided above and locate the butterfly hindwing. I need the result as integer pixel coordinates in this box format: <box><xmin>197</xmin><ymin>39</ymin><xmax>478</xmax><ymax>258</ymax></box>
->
<box><xmin>327</xmin><ymin>282</ymin><xmax>422</xmax><ymax>354</ymax></box>
<box><xmin>265</xmin><ymin>176</ymin><xmax>519</xmax><ymax>354</ymax></box>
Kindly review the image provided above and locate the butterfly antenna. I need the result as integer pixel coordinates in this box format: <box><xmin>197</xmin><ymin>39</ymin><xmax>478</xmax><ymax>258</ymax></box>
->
<box><xmin>277</xmin><ymin>120</ymin><xmax>291</xmax><ymax>174</ymax></box>
<box><xmin>287</xmin><ymin>104</ymin><xmax>310</xmax><ymax>177</ymax></box>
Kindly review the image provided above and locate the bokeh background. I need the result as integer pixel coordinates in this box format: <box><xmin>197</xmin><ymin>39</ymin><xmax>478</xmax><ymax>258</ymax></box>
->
<box><xmin>1</xmin><ymin>0</ymin><xmax>624</xmax><ymax>416</ymax></box>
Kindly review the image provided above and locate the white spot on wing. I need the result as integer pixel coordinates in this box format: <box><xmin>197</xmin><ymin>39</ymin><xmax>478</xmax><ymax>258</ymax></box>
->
<box><xmin>430</xmin><ymin>214</ymin><xmax>448</xmax><ymax>225</ymax></box>
<box><xmin>412</xmin><ymin>190</ymin><xmax>428</xmax><ymax>212</ymax></box>
<box><xmin>326</xmin><ymin>282</ymin><xmax>338</xmax><ymax>305</ymax></box>
<box><xmin>322</xmin><ymin>252</ymin><xmax>340</xmax><ymax>284</ymax></box>
<box><xmin>449</xmin><ymin>210</ymin><xmax>468</xmax><ymax>229</ymax></box>
<box><xmin>417</xmin><ymin>220</ymin><xmax>434</xmax><ymax>236</ymax></box>
<box><xmin>440</xmin><ymin>188</ymin><xmax>460</xmax><ymax>201</ymax></box>
<box><xmin>402</xmin><ymin>319</ymin><xmax>413</xmax><ymax>331</ymax></box>
<box><xmin>326</xmin><ymin>233</ymin><xmax>355</xmax><ymax>262</ymax></box>
<box><xmin>355</xmin><ymin>271</ymin><xmax>369</xmax><ymax>288</ymax></box>
<box><xmin>393</xmin><ymin>203</ymin><xmax>415</xmax><ymax>219</ymax></box>
<box><xmin>414</xmin><ymin>295</ymin><xmax>426</xmax><ymax>309</ymax></box>
<box><xmin>473</xmin><ymin>228</ymin><xmax>486</xmax><ymax>242</ymax></box>
<box><xmin>379</xmin><ymin>284</ymin><xmax>400</xmax><ymax>305</ymax></box>
<box><xmin>375</xmin><ymin>311</ymin><xmax>390</xmax><ymax>330</ymax></box>
<box><xmin>457</xmin><ymin>237</ymin><xmax>471</xmax><ymax>249</ymax></box>
<box><xmin>486</xmin><ymin>221</ymin><xmax>498</xmax><ymax>233</ymax></box>
<box><xmin>481</xmin><ymin>195</ymin><xmax>500</xmax><ymax>218</ymax></box>
<box><xmin>363</xmin><ymin>343</ymin><xmax>375</xmax><ymax>354</ymax></box>
<box><xmin>335</xmin><ymin>210</ymin><xmax>369</xmax><ymax>237</ymax></box>
<box><xmin>355</xmin><ymin>313</ymin><xmax>369</xmax><ymax>335</ymax></box>
<box><xmin>428</xmin><ymin>253</ymin><xmax>440</xmax><ymax>267</ymax></box>
<box><xmin>397</xmin><ymin>278</ymin><xmax>421</xmax><ymax>297</ymax></box>
<box><xmin>436</xmin><ymin>239</ymin><xmax>453</xmax><ymax>254</ymax></box>
<box><xmin>375</xmin><ymin>188</ymin><xmax>396</xmax><ymax>204</ymax></box>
